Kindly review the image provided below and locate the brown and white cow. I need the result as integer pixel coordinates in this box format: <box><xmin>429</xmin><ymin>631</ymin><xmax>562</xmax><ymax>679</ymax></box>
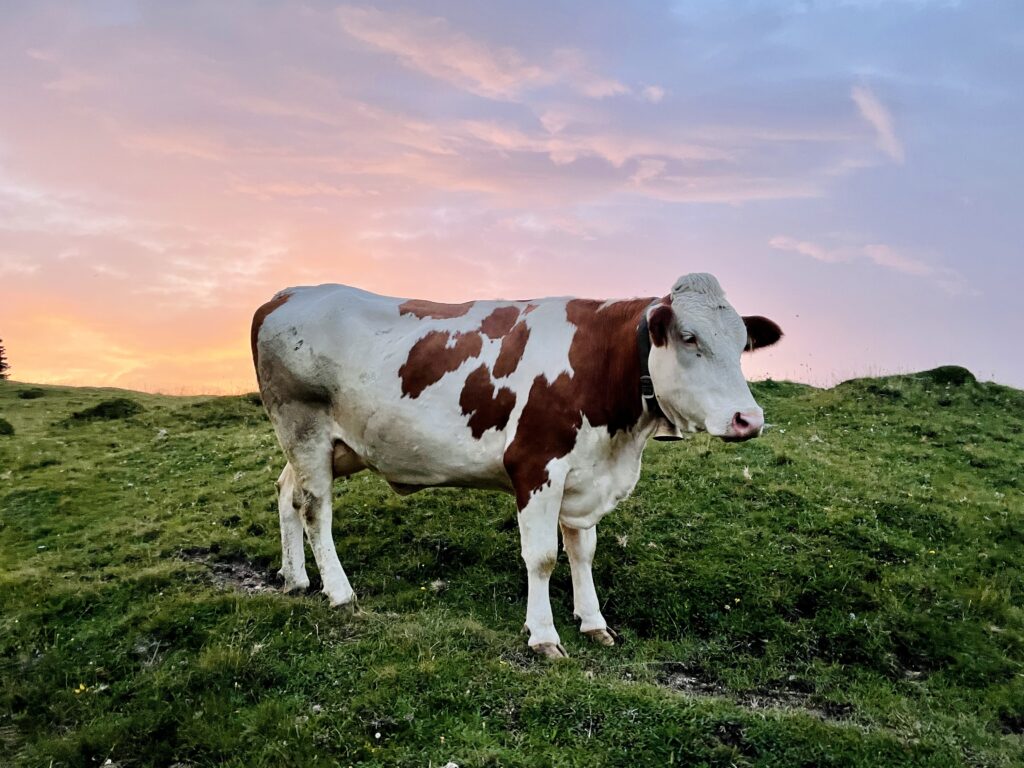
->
<box><xmin>251</xmin><ymin>273</ymin><xmax>781</xmax><ymax>657</ymax></box>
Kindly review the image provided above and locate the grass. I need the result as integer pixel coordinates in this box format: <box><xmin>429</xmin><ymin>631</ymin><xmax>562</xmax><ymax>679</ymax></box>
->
<box><xmin>0</xmin><ymin>370</ymin><xmax>1021</xmax><ymax>767</ymax></box>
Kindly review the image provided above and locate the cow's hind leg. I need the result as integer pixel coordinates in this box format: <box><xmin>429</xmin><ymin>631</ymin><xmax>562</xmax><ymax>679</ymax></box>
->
<box><xmin>561</xmin><ymin>523</ymin><xmax>616</xmax><ymax>646</ymax></box>
<box><xmin>279</xmin><ymin>409</ymin><xmax>355</xmax><ymax>607</ymax></box>
<box><xmin>276</xmin><ymin>463</ymin><xmax>310</xmax><ymax>593</ymax></box>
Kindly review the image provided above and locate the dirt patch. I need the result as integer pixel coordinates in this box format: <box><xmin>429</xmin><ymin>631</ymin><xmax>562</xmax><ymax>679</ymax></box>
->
<box><xmin>999</xmin><ymin>710</ymin><xmax>1024</xmax><ymax>735</ymax></box>
<box><xmin>654</xmin><ymin>663</ymin><xmax>853</xmax><ymax>722</ymax></box>
<box><xmin>659</xmin><ymin>668</ymin><xmax>727</xmax><ymax>697</ymax></box>
<box><xmin>177</xmin><ymin>547</ymin><xmax>278</xmax><ymax>595</ymax></box>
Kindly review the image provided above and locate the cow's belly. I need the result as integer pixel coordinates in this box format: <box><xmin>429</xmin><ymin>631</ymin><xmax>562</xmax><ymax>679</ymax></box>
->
<box><xmin>558</xmin><ymin>422</ymin><xmax>646</xmax><ymax>529</ymax></box>
<box><xmin>345</xmin><ymin>401</ymin><xmax>512</xmax><ymax>492</ymax></box>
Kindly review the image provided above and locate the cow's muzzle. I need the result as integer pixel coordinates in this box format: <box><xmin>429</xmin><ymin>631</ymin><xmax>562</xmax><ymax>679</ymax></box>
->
<box><xmin>721</xmin><ymin>410</ymin><xmax>764</xmax><ymax>442</ymax></box>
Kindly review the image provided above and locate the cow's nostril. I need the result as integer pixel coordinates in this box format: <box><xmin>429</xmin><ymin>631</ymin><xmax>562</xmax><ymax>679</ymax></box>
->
<box><xmin>733</xmin><ymin>412</ymin><xmax>749</xmax><ymax>429</ymax></box>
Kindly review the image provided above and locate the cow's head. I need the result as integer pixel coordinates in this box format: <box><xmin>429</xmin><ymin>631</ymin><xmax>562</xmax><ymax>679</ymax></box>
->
<box><xmin>646</xmin><ymin>273</ymin><xmax>782</xmax><ymax>441</ymax></box>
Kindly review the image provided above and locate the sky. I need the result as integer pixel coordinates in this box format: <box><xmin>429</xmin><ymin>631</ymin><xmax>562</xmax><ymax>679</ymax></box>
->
<box><xmin>1</xmin><ymin>0</ymin><xmax>1022</xmax><ymax>393</ymax></box>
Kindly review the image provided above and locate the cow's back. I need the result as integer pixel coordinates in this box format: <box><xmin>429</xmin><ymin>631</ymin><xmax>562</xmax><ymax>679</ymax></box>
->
<box><xmin>252</xmin><ymin>284</ymin><xmax>578</xmax><ymax>491</ymax></box>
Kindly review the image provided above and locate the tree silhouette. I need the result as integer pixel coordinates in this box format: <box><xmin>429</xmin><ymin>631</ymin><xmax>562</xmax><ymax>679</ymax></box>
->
<box><xmin>0</xmin><ymin>338</ymin><xmax>9</xmax><ymax>380</ymax></box>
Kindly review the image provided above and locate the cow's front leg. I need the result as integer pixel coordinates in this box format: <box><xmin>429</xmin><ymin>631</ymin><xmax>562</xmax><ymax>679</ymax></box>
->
<box><xmin>518</xmin><ymin>479</ymin><xmax>567</xmax><ymax>658</ymax></box>
<box><xmin>561</xmin><ymin>523</ymin><xmax>616</xmax><ymax>646</ymax></box>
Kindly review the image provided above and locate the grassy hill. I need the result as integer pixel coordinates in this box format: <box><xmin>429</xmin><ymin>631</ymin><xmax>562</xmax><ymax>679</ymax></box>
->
<box><xmin>1</xmin><ymin>370</ymin><xmax>1021</xmax><ymax>767</ymax></box>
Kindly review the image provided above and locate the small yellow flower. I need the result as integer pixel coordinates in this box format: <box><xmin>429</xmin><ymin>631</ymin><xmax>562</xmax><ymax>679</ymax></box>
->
<box><xmin>734</xmin><ymin>597</ymin><xmax>741</xmax><ymax>604</ymax></box>
<box><xmin>420</xmin><ymin>586</ymin><xmax>426</xmax><ymax>591</ymax></box>
<box><xmin>928</xmin><ymin>550</ymin><xmax>936</xmax><ymax>555</ymax></box>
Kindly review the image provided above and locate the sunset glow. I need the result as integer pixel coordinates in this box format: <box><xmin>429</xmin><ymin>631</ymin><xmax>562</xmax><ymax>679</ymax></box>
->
<box><xmin>2</xmin><ymin>1</ymin><xmax>1022</xmax><ymax>392</ymax></box>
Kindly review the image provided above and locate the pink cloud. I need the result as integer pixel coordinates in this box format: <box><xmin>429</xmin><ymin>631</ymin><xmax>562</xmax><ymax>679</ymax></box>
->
<box><xmin>770</xmin><ymin>235</ymin><xmax>969</xmax><ymax>294</ymax></box>
<box><xmin>336</xmin><ymin>5</ymin><xmax>628</xmax><ymax>101</ymax></box>
<box><xmin>768</xmin><ymin>235</ymin><xmax>846</xmax><ymax>263</ymax></box>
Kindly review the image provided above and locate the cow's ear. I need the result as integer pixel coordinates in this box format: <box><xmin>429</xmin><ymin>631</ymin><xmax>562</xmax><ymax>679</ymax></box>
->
<box><xmin>743</xmin><ymin>315</ymin><xmax>782</xmax><ymax>351</ymax></box>
<box><xmin>648</xmin><ymin>305</ymin><xmax>675</xmax><ymax>347</ymax></box>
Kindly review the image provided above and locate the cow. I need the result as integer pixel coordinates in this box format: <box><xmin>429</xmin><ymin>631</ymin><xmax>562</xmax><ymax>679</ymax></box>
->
<box><xmin>251</xmin><ymin>273</ymin><xmax>782</xmax><ymax>657</ymax></box>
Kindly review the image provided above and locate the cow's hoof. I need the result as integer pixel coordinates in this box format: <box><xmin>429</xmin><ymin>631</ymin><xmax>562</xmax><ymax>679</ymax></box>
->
<box><xmin>277</xmin><ymin>570</ymin><xmax>310</xmax><ymax>594</ymax></box>
<box><xmin>583</xmin><ymin>627</ymin><xmax>618</xmax><ymax>647</ymax></box>
<box><xmin>327</xmin><ymin>590</ymin><xmax>356</xmax><ymax>609</ymax></box>
<box><xmin>278</xmin><ymin>573</ymin><xmax>309</xmax><ymax>593</ymax></box>
<box><xmin>530</xmin><ymin>642</ymin><xmax>569</xmax><ymax>659</ymax></box>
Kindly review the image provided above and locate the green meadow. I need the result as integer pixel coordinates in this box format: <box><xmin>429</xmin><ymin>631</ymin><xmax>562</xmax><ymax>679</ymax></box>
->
<box><xmin>1</xmin><ymin>369</ymin><xmax>1021</xmax><ymax>767</ymax></box>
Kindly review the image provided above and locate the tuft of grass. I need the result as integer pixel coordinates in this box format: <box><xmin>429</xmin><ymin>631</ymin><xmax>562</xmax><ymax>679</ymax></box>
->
<box><xmin>0</xmin><ymin>375</ymin><xmax>1022</xmax><ymax>767</ymax></box>
<box><xmin>917</xmin><ymin>365</ymin><xmax>977</xmax><ymax>386</ymax></box>
<box><xmin>178</xmin><ymin>395</ymin><xmax>265</xmax><ymax>429</ymax></box>
<box><xmin>17</xmin><ymin>388</ymin><xmax>46</xmax><ymax>400</ymax></box>
<box><xmin>65</xmin><ymin>397</ymin><xmax>144</xmax><ymax>423</ymax></box>
<box><xmin>0</xmin><ymin>416</ymin><xmax>13</xmax><ymax>436</ymax></box>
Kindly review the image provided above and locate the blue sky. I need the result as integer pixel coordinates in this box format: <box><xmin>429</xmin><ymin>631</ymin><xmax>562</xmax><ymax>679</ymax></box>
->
<box><xmin>1</xmin><ymin>0</ymin><xmax>1022</xmax><ymax>390</ymax></box>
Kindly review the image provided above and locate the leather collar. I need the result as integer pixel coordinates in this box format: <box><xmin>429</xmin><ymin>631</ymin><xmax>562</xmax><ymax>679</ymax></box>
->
<box><xmin>637</xmin><ymin>308</ymin><xmax>670</xmax><ymax>424</ymax></box>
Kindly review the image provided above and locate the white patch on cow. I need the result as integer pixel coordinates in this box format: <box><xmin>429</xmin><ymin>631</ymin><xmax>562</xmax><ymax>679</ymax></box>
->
<box><xmin>514</xmin><ymin>298</ymin><xmax>577</xmax><ymax>384</ymax></box>
<box><xmin>559</xmin><ymin>415</ymin><xmax>655</xmax><ymax>529</ymax></box>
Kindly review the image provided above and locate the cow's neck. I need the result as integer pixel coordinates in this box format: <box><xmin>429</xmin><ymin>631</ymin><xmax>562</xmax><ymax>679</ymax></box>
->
<box><xmin>565</xmin><ymin>297</ymin><xmax>660</xmax><ymax>440</ymax></box>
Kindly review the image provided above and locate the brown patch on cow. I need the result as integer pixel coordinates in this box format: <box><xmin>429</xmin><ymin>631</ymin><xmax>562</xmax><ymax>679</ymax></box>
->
<box><xmin>503</xmin><ymin>297</ymin><xmax>654</xmax><ymax>508</ymax></box>
<box><xmin>504</xmin><ymin>372</ymin><xmax>578</xmax><ymax>508</ymax></box>
<box><xmin>460</xmin><ymin>364</ymin><xmax>516</xmax><ymax>438</ymax></box>
<box><xmin>479</xmin><ymin>306</ymin><xmax>521</xmax><ymax>339</ymax></box>
<box><xmin>250</xmin><ymin>291</ymin><xmax>292</xmax><ymax>382</ymax></box>
<box><xmin>399</xmin><ymin>330</ymin><xmax>483</xmax><ymax>398</ymax></box>
<box><xmin>493</xmin><ymin>320</ymin><xmax>531</xmax><ymax>378</ymax></box>
<box><xmin>399</xmin><ymin>299</ymin><xmax>475</xmax><ymax>319</ymax></box>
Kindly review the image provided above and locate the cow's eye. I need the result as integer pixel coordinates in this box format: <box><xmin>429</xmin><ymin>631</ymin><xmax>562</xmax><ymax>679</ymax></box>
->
<box><xmin>681</xmin><ymin>333</ymin><xmax>698</xmax><ymax>347</ymax></box>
